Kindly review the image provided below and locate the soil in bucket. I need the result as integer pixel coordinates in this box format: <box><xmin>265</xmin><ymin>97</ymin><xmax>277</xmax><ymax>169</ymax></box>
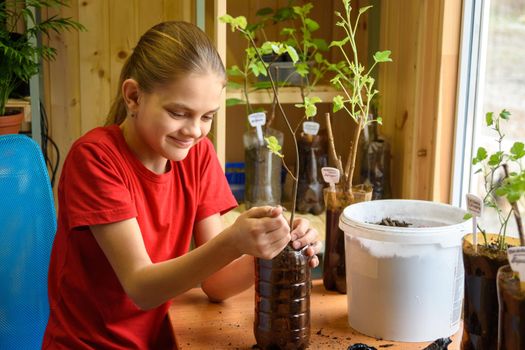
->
<box><xmin>497</xmin><ymin>264</ymin><xmax>525</xmax><ymax>350</ymax></box>
<box><xmin>254</xmin><ymin>246</ymin><xmax>312</xmax><ymax>350</ymax></box>
<box><xmin>461</xmin><ymin>233</ymin><xmax>519</xmax><ymax>350</ymax></box>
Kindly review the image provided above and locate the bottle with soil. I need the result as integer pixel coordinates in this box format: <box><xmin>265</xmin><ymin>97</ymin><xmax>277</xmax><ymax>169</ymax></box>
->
<box><xmin>322</xmin><ymin>185</ymin><xmax>372</xmax><ymax>293</ymax></box>
<box><xmin>360</xmin><ymin>120</ymin><xmax>392</xmax><ymax>200</ymax></box>
<box><xmin>296</xmin><ymin>132</ymin><xmax>327</xmax><ymax>215</ymax></box>
<box><xmin>497</xmin><ymin>264</ymin><xmax>525</xmax><ymax>350</ymax></box>
<box><xmin>254</xmin><ymin>245</ymin><xmax>312</xmax><ymax>350</ymax></box>
<box><xmin>244</xmin><ymin>127</ymin><xmax>283</xmax><ymax>209</ymax></box>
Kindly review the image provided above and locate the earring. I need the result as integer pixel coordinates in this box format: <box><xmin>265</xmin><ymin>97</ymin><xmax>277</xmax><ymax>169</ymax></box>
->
<box><xmin>130</xmin><ymin>112</ymin><xmax>136</xmax><ymax>118</ymax></box>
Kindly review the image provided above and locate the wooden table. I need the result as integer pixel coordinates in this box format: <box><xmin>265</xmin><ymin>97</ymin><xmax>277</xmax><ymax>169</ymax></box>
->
<box><xmin>170</xmin><ymin>279</ymin><xmax>462</xmax><ymax>349</ymax></box>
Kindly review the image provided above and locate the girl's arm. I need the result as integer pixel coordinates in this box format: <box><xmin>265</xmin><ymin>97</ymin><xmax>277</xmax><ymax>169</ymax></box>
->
<box><xmin>90</xmin><ymin>206</ymin><xmax>290</xmax><ymax>310</ymax></box>
<box><xmin>196</xmin><ymin>212</ymin><xmax>322</xmax><ymax>302</ymax></box>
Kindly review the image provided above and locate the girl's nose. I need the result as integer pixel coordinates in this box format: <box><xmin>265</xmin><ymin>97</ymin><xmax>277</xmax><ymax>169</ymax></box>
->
<box><xmin>181</xmin><ymin>118</ymin><xmax>202</xmax><ymax>138</ymax></box>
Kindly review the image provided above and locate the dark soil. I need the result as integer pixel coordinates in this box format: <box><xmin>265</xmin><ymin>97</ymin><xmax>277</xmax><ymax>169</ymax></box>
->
<box><xmin>374</xmin><ymin>217</ymin><xmax>411</xmax><ymax>227</ymax></box>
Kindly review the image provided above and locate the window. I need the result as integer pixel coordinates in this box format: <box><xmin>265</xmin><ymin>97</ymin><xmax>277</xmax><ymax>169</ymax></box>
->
<box><xmin>453</xmin><ymin>0</ymin><xmax>525</xmax><ymax>236</ymax></box>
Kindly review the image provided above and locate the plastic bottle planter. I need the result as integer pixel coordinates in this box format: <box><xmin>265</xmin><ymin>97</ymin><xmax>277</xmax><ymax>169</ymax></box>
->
<box><xmin>497</xmin><ymin>264</ymin><xmax>525</xmax><ymax>349</ymax></box>
<box><xmin>296</xmin><ymin>133</ymin><xmax>328</xmax><ymax>215</ymax></box>
<box><xmin>322</xmin><ymin>185</ymin><xmax>372</xmax><ymax>293</ymax></box>
<box><xmin>461</xmin><ymin>233</ymin><xmax>520</xmax><ymax>350</ymax></box>
<box><xmin>254</xmin><ymin>246</ymin><xmax>311</xmax><ymax>350</ymax></box>
<box><xmin>360</xmin><ymin>136</ymin><xmax>392</xmax><ymax>200</ymax></box>
<box><xmin>244</xmin><ymin>127</ymin><xmax>283</xmax><ymax>209</ymax></box>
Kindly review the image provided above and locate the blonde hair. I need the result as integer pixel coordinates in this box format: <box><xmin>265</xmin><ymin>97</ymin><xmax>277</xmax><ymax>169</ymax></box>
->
<box><xmin>106</xmin><ymin>21</ymin><xmax>225</xmax><ymax>125</ymax></box>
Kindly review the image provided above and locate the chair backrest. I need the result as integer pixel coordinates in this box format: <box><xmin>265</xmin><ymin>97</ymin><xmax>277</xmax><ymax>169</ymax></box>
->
<box><xmin>0</xmin><ymin>135</ymin><xmax>57</xmax><ymax>349</ymax></box>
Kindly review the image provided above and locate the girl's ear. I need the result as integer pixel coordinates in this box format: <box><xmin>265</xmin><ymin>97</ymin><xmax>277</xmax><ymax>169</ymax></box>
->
<box><xmin>122</xmin><ymin>79</ymin><xmax>141</xmax><ymax>115</ymax></box>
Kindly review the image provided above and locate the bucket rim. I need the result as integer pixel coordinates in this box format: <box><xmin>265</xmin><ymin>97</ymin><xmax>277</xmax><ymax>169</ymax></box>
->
<box><xmin>339</xmin><ymin>199</ymin><xmax>470</xmax><ymax>245</ymax></box>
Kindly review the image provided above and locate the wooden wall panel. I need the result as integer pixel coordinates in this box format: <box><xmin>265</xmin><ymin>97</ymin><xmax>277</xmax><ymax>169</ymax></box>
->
<box><xmin>43</xmin><ymin>0</ymin><xmax>196</xmax><ymax>197</ymax></box>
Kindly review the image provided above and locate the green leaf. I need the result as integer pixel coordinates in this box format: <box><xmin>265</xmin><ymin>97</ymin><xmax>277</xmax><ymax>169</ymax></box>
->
<box><xmin>472</xmin><ymin>147</ymin><xmax>487</xmax><ymax>165</ymax></box>
<box><xmin>510</xmin><ymin>142</ymin><xmax>525</xmax><ymax>160</ymax></box>
<box><xmin>485</xmin><ymin>111</ymin><xmax>493</xmax><ymax>126</ymax></box>
<box><xmin>312</xmin><ymin>38</ymin><xmax>329</xmax><ymax>52</ymax></box>
<box><xmin>304</xmin><ymin>18</ymin><xmax>319</xmax><ymax>32</ymax></box>
<box><xmin>373</xmin><ymin>50</ymin><xmax>392</xmax><ymax>63</ymax></box>
<box><xmin>265</xmin><ymin>136</ymin><xmax>284</xmax><ymax>158</ymax></box>
<box><xmin>359</xmin><ymin>5</ymin><xmax>373</xmax><ymax>15</ymax></box>
<box><xmin>463</xmin><ymin>213</ymin><xmax>473</xmax><ymax>220</ymax></box>
<box><xmin>500</xmin><ymin>109</ymin><xmax>511</xmax><ymax>120</ymax></box>
<box><xmin>280</xmin><ymin>28</ymin><xmax>295</xmax><ymax>36</ymax></box>
<box><xmin>329</xmin><ymin>37</ymin><xmax>350</xmax><ymax>48</ymax></box>
<box><xmin>333</xmin><ymin>95</ymin><xmax>345</xmax><ymax>113</ymax></box>
<box><xmin>376</xmin><ymin>117</ymin><xmax>383</xmax><ymax>125</ymax></box>
<box><xmin>256</xmin><ymin>7</ymin><xmax>273</xmax><ymax>16</ymax></box>
<box><xmin>226</xmin><ymin>81</ymin><xmax>242</xmax><ymax>89</ymax></box>
<box><xmin>295</xmin><ymin>62</ymin><xmax>309</xmax><ymax>77</ymax></box>
<box><xmin>226</xmin><ymin>98</ymin><xmax>244</xmax><ymax>107</ymax></box>
<box><xmin>286</xmin><ymin>46</ymin><xmax>299</xmax><ymax>63</ymax></box>
<box><xmin>488</xmin><ymin>151</ymin><xmax>503</xmax><ymax>166</ymax></box>
<box><xmin>226</xmin><ymin>65</ymin><xmax>243</xmax><ymax>77</ymax></box>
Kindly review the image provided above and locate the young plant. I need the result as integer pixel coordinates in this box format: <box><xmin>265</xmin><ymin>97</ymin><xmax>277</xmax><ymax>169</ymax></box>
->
<box><xmin>0</xmin><ymin>0</ymin><xmax>85</xmax><ymax>115</ymax></box>
<box><xmin>471</xmin><ymin>109</ymin><xmax>525</xmax><ymax>248</ymax></box>
<box><xmin>220</xmin><ymin>15</ymin><xmax>298</xmax><ymax>126</ymax></box>
<box><xmin>272</xmin><ymin>2</ymin><xmax>330</xmax><ymax>120</ymax></box>
<box><xmin>221</xmin><ymin>14</ymin><xmax>306</xmax><ymax>226</ymax></box>
<box><xmin>325</xmin><ymin>0</ymin><xmax>391</xmax><ymax>197</ymax></box>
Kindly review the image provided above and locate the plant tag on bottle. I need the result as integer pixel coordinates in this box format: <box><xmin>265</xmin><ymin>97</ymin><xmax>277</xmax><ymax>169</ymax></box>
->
<box><xmin>248</xmin><ymin>112</ymin><xmax>266</xmax><ymax>144</ymax></box>
<box><xmin>466</xmin><ymin>194</ymin><xmax>483</xmax><ymax>217</ymax></box>
<box><xmin>321</xmin><ymin>167</ymin><xmax>340</xmax><ymax>192</ymax></box>
<box><xmin>303</xmin><ymin>121</ymin><xmax>320</xmax><ymax>135</ymax></box>
<box><xmin>466</xmin><ymin>194</ymin><xmax>483</xmax><ymax>252</ymax></box>
<box><xmin>508</xmin><ymin>247</ymin><xmax>525</xmax><ymax>289</ymax></box>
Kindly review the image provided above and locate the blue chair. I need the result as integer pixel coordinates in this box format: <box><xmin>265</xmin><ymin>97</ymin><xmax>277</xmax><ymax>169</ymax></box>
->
<box><xmin>0</xmin><ymin>135</ymin><xmax>57</xmax><ymax>349</ymax></box>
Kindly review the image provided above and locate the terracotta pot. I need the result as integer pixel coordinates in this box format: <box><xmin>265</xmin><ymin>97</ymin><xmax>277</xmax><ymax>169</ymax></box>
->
<box><xmin>461</xmin><ymin>233</ymin><xmax>520</xmax><ymax>350</ymax></box>
<box><xmin>497</xmin><ymin>264</ymin><xmax>525</xmax><ymax>350</ymax></box>
<box><xmin>322</xmin><ymin>184</ymin><xmax>372</xmax><ymax>293</ymax></box>
<box><xmin>0</xmin><ymin>109</ymin><xmax>24</xmax><ymax>135</ymax></box>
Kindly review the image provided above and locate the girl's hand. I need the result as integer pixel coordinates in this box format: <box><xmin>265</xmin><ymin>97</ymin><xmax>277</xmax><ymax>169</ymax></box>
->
<box><xmin>290</xmin><ymin>217</ymin><xmax>321</xmax><ymax>268</ymax></box>
<box><xmin>228</xmin><ymin>206</ymin><xmax>291</xmax><ymax>260</ymax></box>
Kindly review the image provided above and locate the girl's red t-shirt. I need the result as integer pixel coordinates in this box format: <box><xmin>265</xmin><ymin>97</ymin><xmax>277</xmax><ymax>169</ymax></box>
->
<box><xmin>43</xmin><ymin>125</ymin><xmax>237</xmax><ymax>349</ymax></box>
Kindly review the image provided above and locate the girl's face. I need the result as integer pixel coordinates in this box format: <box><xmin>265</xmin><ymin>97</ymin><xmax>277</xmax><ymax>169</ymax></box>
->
<box><xmin>123</xmin><ymin>72</ymin><xmax>224</xmax><ymax>172</ymax></box>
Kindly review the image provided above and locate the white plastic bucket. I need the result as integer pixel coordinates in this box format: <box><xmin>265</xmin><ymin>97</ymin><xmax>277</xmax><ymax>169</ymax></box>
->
<box><xmin>339</xmin><ymin>199</ymin><xmax>470</xmax><ymax>342</ymax></box>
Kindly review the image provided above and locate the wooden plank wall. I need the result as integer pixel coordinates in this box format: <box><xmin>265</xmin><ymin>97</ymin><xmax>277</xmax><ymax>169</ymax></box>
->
<box><xmin>41</xmin><ymin>0</ymin><xmax>461</xmax><ymax>202</ymax></box>
<box><xmin>378</xmin><ymin>0</ymin><xmax>460</xmax><ymax>201</ymax></box>
<box><xmin>42</xmin><ymin>1</ymin><xmax>195</xmax><ymax>196</ymax></box>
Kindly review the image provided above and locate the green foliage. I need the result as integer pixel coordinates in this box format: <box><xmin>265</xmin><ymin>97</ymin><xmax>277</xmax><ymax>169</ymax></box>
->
<box><xmin>0</xmin><ymin>0</ymin><xmax>85</xmax><ymax>115</ymax></box>
<box><xmin>326</xmin><ymin>0</ymin><xmax>391</xmax><ymax>190</ymax></box>
<box><xmin>473</xmin><ymin>109</ymin><xmax>524</xmax><ymax>248</ymax></box>
<box><xmin>219</xmin><ymin>14</ymin><xmax>298</xmax><ymax>114</ymax></box>
<box><xmin>265</xmin><ymin>136</ymin><xmax>284</xmax><ymax>158</ymax></box>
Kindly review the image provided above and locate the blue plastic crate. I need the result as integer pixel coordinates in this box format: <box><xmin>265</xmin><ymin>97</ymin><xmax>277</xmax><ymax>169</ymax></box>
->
<box><xmin>225</xmin><ymin>162</ymin><xmax>245</xmax><ymax>202</ymax></box>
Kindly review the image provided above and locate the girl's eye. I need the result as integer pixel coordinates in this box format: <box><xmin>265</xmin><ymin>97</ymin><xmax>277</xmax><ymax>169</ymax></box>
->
<box><xmin>202</xmin><ymin>114</ymin><xmax>215</xmax><ymax>122</ymax></box>
<box><xmin>168</xmin><ymin>111</ymin><xmax>186</xmax><ymax>118</ymax></box>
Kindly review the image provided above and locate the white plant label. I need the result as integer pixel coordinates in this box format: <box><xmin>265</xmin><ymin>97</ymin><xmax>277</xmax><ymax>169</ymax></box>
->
<box><xmin>303</xmin><ymin>121</ymin><xmax>320</xmax><ymax>135</ymax></box>
<box><xmin>466</xmin><ymin>193</ymin><xmax>483</xmax><ymax>251</ymax></box>
<box><xmin>321</xmin><ymin>167</ymin><xmax>340</xmax><ymax>192</ymax></box>
<box><xmin>508</xmin><ymin>247</ymin><xmax>525</xmax><ymax>287</ymax></box>
<box><xmin>248</xmin><ymin>112</ymin><xmax>266</xmax><ymax>143</ymax></box>
<box><xmin>466</xmin><ymin>194</ymin><xmax>483</xmax><ymax>217</ymax></box>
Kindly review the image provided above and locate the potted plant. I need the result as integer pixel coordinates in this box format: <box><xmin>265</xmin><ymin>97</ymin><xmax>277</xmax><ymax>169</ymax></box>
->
<box><xmin>221</xmin><ymin>14</ymin><xmax>314</xmax><ymax>350</ymax></box>
<box><xmin>221</xmin><ymin>14</ymin><xmax>300</xmax><ymax>210</ymax></box>
<box><xmin>462</xmin><ymin>109</ymin><xmax>525</xmax><ymax>350</ymax></box>
<box><xmin>276</xmin><ymin>2</ymin><xmax>331</xmax><ymax>215</ymax></box>
<box><xmin>322</xmin><ymin>0</ymin><xmax>391</xmax><ymax>293</ymax></box>
<box><xmin>0</xmin><ymin>0</ymin><xmax>84</xmax><ymax>135</ymax></box>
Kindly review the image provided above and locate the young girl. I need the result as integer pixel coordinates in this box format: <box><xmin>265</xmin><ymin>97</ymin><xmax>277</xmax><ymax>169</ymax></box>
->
<box><xmin>42</xmin><ymin>21</ymin><xmax>320</xmax><ymax>349</ymax></box>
